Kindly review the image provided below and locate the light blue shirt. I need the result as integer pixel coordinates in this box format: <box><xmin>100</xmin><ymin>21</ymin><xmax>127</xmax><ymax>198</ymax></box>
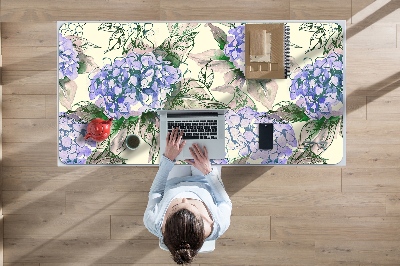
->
<box><xmin>143</xmin><ymin>155</ymin><xmax>232</xmax><ymax>241</ymax></box>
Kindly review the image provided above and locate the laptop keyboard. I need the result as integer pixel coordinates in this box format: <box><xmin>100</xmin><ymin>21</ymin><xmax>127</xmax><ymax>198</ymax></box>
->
<box><xmin>168</xmin><ymin>120</ymin><xmax>218</xmax><ymax>139</ymax></box>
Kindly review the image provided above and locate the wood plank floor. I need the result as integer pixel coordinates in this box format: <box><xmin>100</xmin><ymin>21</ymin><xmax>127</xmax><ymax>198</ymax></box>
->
<box><xmin>2</xmin><ymin>0</ymin><xmax>400</xmax><ymax>265</ymax></box>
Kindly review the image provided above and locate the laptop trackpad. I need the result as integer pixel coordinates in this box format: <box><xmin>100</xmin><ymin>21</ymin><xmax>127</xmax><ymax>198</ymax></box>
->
<box><xmin>180</xmin><ymin>140</ymin><xmax>221</xmax><ymax>160</ymax></box>
<box><xmin>182</xmin><ymin>141</ymin><xmax>207</xmax><ymax>159</ymax></box>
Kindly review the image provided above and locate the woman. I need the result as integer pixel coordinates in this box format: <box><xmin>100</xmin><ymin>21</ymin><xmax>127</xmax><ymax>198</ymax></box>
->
<box><xmin>144</xmin><ymin>127</ymin><xmax>232</xmax><ymax>264</ymax></box>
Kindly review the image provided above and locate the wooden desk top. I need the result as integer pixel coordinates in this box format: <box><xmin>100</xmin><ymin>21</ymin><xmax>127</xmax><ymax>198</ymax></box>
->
<box><xmin>58</xmin><ymin>21</ymin><xmax>345</xmax><ymax>165</ymax></box>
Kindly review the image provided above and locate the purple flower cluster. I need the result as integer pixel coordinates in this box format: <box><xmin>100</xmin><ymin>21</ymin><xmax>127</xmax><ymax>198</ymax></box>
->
<box><xmin>59</xmin><ymin>113</ymin><xmax>96</xmax><ymax>164</ymax></box>
<box><xmin>225</xmin><ymin>107</ymin><xmax>297</xmax><ymax>164</ymax></box>
<box><xmin>290</xmin><ymin>52</ymin><xmax>343</xmax><ymax>120</ymax></box>
<box><xmin>224</xmin><ymin>25</ymin><xmax>245</xmax><ymax>73</ymax></box>
<box><xmin>58</xmin><ymin>33</ymin><xmax>79</xmax><ymax>80</ymax></box>
<box><xmin>89</xmin><ymin>52</ymin><xmax>181</xmax><ymax>119</ymax></box>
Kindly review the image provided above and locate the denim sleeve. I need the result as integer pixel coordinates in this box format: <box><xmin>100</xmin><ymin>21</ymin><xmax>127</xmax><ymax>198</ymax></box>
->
<box><xmin>205</xmin><ymin>167</ymin><xmax>232</xmax><ymax>237</ymax></box>
<box><xmin>143</xmin><ymin>155</ymin><xmax>175</xmax><ymax>237</ymax></box>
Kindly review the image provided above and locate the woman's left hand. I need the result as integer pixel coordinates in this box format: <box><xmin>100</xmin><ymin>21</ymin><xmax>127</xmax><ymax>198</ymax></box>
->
<box><xmin>164</xmin><ymin>127</ymin><xmax>186</xmax><ymax>161</ymax></box>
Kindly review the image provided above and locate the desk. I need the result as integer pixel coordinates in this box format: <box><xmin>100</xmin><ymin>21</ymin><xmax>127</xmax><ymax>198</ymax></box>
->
<box><xmin>58</xmin><ymin>21</ymin><xmax>345</xmax><ymax>165</ymax></box>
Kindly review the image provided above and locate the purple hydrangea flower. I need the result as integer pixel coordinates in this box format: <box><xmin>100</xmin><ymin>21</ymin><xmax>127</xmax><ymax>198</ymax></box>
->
<box><xmin>225</xmin><ymin>107</ymin><xmax>297</xmax><ymax>164</ymax></box>
<box><xmin>58</xmin><ymin>33</ymin><xmax>79</xmax><ymax>80</ymax></box>
<box><xmin>224</xmin><ymin>25</ymin><xmax>245</xmax><ymax>73</ymax></box>
<box><xmin>290</xmin><ymin>52</ymin><xmax>343</xmax><ymax>120</ymax></box>
<box><xmin>59</xmin><ymin>112</ymin><xmax>96</xmax><ymax>164</ymax></box>
<box><xmin>89</xmin><ymin>52</ymin><xmax>182</xmax><ymax>119</ymax></box>
<box><xmin>210</xmin><ymin>158</ymin><xmax>229</xmax><ymax>165</ymax></box>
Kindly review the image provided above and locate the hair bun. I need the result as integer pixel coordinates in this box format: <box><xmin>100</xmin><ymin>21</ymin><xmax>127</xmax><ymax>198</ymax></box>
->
<box><xmin>174</xmin><ymin>247</ymin><xmax>193</xmax><ymax>264</ymax></box>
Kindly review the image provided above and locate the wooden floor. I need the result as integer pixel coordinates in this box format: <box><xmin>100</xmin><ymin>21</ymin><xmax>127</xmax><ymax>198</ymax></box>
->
<box><xmin>1</xmin><ymin>0</ymin><xmax>400</xmax><ymax>265</ymax></box>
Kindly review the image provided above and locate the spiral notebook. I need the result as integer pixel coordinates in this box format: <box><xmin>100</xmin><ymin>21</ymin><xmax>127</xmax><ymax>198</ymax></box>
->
<box><xmin>245</xmin><ymin>23</ymin><xmax>290</xmax><ymax>79</ymax></box>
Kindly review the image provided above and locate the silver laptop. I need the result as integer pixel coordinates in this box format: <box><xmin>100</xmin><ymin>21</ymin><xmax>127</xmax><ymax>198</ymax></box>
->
<box><xmin>158</xmin><ymin>109</ymin><xmax>227</xmax><ymax>160</ymax></box>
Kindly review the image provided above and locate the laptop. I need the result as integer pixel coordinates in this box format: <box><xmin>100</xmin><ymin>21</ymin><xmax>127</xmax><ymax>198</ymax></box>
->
<box><xmin>158</xmin><ymin>109</ymin><xmax>227</xmax><ymax>160</ymax></box>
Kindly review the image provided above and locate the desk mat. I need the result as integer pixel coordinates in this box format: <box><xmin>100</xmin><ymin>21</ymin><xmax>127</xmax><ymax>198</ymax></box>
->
<box><xmin>58</xmin><ymin>22</ymin><xmax>345</xmax><ymax>165</ymax></box>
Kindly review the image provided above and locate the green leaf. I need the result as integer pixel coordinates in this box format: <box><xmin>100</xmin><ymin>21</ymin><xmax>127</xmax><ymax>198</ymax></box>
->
<box><xmin>165</xmin><ymin>78</ymin><xmax>228</xmax><ymax>111</ymax></box>
<box><xmin>181</xmin><ymin>98</ymin><xmax>228</xmax><ymax>110</ymax></box>
<box><xmin>59</xmin><ymin>80</ymin><xmax>77</xmax><ymax>110</ymax></box>
<box><xmin>299</xmin><ymin>118</ymin><xmax>327</xmax><ymax>143</ymax></box>
<box><xmin>73</xmin><ymin>102</ymin><xmax>108</xmax><ymax>122</ymax></box>
<box><xmin>164</xmin><ymin>82</ymin><xmax>186</xmax><ymax>110</ymax></box>
<box><xmin>207</xmin><ymin>23</ymin><xmax>228</xmax><ymax>50</ymax></box>
<box><xmin>111</xmin><ymin>117</ymin><xmax>126</xmax><ymax>135</ymax></box>
<box><xmin>133</xmin><ymin>111</ymin><xmax>160</xmax><ymax>164</ymax></box>
<box><xmin>198</xmin><ymin>63</ymin><xmax>214</xmax><ymax>89</ymax></box>
<box><xmin>108</xmin><ymin>115</ymin><xmax>141</xmax><ymax>157</ymax></box>
<box><xmin>299</xmin><ymin>22</ymin><xmax>343</xmax><ymax>55</ymax></box>
<box><xmin>58</xmin><ymin>76</ymin><xmax>70</xmax><ymax>89</ymax></box>
<box><xmin>98</xmin><ymin>23</ymin><xmax>155</xmax><ymax>54</ymax></box>
<box><xmin>213</xmin><ymin>54</ymin><xmax>237</xmax><ymax>71</ymax></box>
<box><xmin>106</xmin><ymin>27</ymin><xmax>125</xmax><ymax>53</ymax></box>
<box><xmin>287</xmin><ymin>148</ymin><xmax>328</xmax><ymax>164</ymax></box>
<box><xmin>247</xmin><ymin>79</ymin><xmax>278</xmax><ymax>110</ymax></box>
<box><xmin>270</xmin><ymin>101</ymin><xmax>310</xmax><ymax>122</ymax></box>
<box><xmin>124</xmin><ymin>23</ymin><xmax>155</xmax><ymax>55</ymax></box>
<box><xmin>111</xmin><ymin>115</ymin><xmax>141</xmax><ymax>136</ymax></box>
<box><xmin>228</xmin><ymin>86</ymin><xmax>257</xmax><ymax>111</ymax></box>
<box><xmin>168</xmin><ymin>23</ymin><xmax>200</xmax><ymax>37</ymax></box>
<box><xmin>98</xmin><ymin>22</ymin><xmax>118</xmax><ymax>32</ymax></box>
<box><xmin>298</xmin><ymin>116</ymin><xmax>342</xmax><ymax>156</ymax></box>
<box><xmin>340</xmin><ymin>116</ymin><xmax>343</xmax><ymax>137</ymax></box>
<box><xmin>164</xmin><ymin>52</ymin><xmax>181</xmax><ymax>68</ymax></box>
<box><xmin>86</xmin><ymin>144</ymin><xmax>127</xmax><ymax>164</ymax></box>
<box><xmin>59</xmin><ymin>22</ymin><xmax>86</xmax><ymax>36</ymax></box>
<box><xmin>85</xmin><ymin>133</ymin><xmax>128</xmax><ymax>165</ymax></box>
<box><xmin>219</xmin><ymin>23</ymin><xmax>241</xmax><ymax>29</ymax></box>
<box><xmin>68</xmin><ymin>36</ymin><xmax>101</xmax><ymax>52</ymax></box>
<box><xmin>156</xmin><ymin>24</ymin><xmax>200</xmax><ymax>66</ymax></box>
<box><xmin>77</xmin><ymin>61</ymin><xmax>87</xmax><ymax>74</ymax></box>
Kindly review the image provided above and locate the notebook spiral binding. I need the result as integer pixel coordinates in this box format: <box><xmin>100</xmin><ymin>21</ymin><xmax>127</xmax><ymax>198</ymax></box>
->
<box><xmin>284</xmin><ymin>24</ymin><xmax>291</xmax><ymax>79</ymax></box>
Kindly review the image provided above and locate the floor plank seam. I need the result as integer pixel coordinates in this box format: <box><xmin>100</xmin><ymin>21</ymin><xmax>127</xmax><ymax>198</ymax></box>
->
<box><xmin>341</xmin><ymin>168</ymin><xmax>343</xmax><ymax>193</ymax></box>
<box><xmin>270</xmin><ymin>215</ymin><xmax>272</xmax><ymax>241</ymax></box>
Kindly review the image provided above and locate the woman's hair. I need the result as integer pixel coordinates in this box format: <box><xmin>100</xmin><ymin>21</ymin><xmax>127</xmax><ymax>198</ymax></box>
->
<box><xmin>163</xmin><ymin>208</ymin><xmax>206</xmax><ymax>265</ymax></box>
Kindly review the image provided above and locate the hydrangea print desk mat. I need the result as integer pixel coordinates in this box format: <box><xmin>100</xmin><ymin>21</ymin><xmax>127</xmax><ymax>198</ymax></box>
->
<box><xmin>58</xmin><ymin>21</ymin><xmax>345</xmax><ymax>165</ymax></box>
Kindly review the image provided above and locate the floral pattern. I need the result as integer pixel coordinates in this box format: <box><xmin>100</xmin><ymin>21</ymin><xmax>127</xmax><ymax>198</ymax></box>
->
<box><xmin>58</xmin><ymin>22</ymin><xmax>344</xmax><ymax>165</ymax></box>
<box><xmin>290</xmin><ymin>50</ymin><xmax>343</xmax><ymax>120</ymax></box>
<box><xmin>89</xmin><ymin>52</ymin><xmax>181</xmax><ymax>119</ymax></box>
<box><xmin>224</xmin><ymin>25</ymin><xmax>245</xmax><ymax>73</ymax></box>
<box><xmin>59</xmin><ymin>113</ymin><xmax>96</xmax><ymax>164</ymax></box>
<box><xmin>58</xmin><ymin>33</ymin><xmax>79</xmax><ymax>81</ymax></box>
<box><xmin>225</xmin><ymin>107</ymin><xmax>297</xmax><ymax>164</ymax></box>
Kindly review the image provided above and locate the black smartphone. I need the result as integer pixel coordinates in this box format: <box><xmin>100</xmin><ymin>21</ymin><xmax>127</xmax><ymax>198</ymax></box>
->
<box><xmin>259</xmin><ymin>123</ymin><xmax>273</xmax><ymax>150</ymax></box>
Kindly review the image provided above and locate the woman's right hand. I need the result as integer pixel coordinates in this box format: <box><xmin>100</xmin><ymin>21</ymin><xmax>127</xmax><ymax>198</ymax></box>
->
<box><xmin>184</xmin><ymin>144</ymin><xmax>212</xmax><ymax>175</ymax></box>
